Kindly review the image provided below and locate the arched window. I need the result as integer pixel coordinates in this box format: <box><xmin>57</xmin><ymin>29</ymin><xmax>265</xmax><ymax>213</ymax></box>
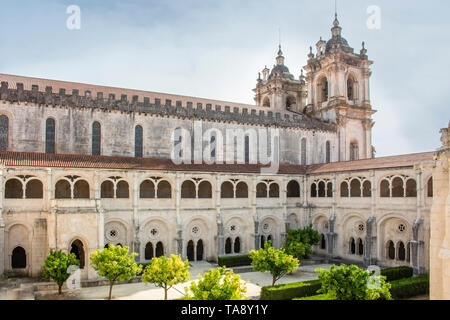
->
<box><xmin>187</xmin><ymin>240</ymin><xmax>194</xmax><ymax>262</ymax></box>
<box><xmin>318</xmin><ymin>181</ymin><xmax>326</xmax><ymax>198</ymax></box>
<box><xmin>244</xmin><ymin>136</ymin><xmax>250</xmax><ymax>163</ymax></box>
<box><xmin>267</xmin><ymin>235</ymin><xmax>273</xmax><ymax>244</ymax></box>
<box><xmin>157</xmin><ymin>180</ymin><xmax>172</xmax><ymax>199</ymax></box>
<box><xmin>221</xmin><ymin>182</ymin><xmax>234</xmax><ymax>199</ymax></box>
<box><xmin>11</xmin><ymin>246</ymin><xmax>26</xmax><ymax>269</ymax></box>
<box><xmin>387</xmin><ymin>241</ymin><xmax>395</xmax><ymax>260</ymax></box>
<box><xmin>210</xmin><ymin>134</ymin><xmax>216</xmax><ymax>160</ymax></box>
<box><xmin>300</xmin><ymin>138</ymin><xmax>307</xmax><ymax>165</ymax></box>
<box><xmin>392</xmin><ymin>177</ymin><xmax>404</xmax><ymax>197</ymax></box>
<box><xmin>269</xmin><ymin>183</ymin><xmax>279</xmax><ymax>198</ymax></box>
<box><xmin>25</xmin><ymin>180</ymin><xmax>43</xmax><ymax>199</ymax></box>
<box><xmin>101</xmin><ymin>181</ymin><xmax>114</xmax><ymax>198</ymax></box>
<box><xmin>135</xmin><ymin>125</ymin><xmax>143</xmax><ymax>158</ymax></box>
<box><xmin>320</xmin><ymin>234</ymin><xmax>326</xmax><ymax>250</ymax></box>
<box><xmin>397</xmin><ymin>241</ymin><xmax>406</xmax><ymax>261</ymax></box>
<box><xmin>0</xmin><ymin>115</ymin><xmax>9</xmax><ymax>151</ymax></box>
<box><xmin>181</xmin><ymin>181</ymin><xmax>196</xmax><ymax>198</ymax></box>
<box><xmin>310</xmin><ymin>183</ymin><xmax>317</xmax><ymax>198</ymax></box>
<box><xmin>155</xmin><ymin>242</ymin><xmax>164</xmax><ymax>257</ymax></box>
<box><xmin>349</xmin><ymin>142</ymin><xmax>359</xmax><ymax>161</ymax></box>
<box><xmin>234</xmin><ymin>237</ymin><xmax>241</xmax><ymax>253</ymax></box>
<box><xmin>340</xmin><ymin>181</ymin><xmax>349</xmax><ymax>197</ymax></box>
<box><xmin>405</xmin><ymin>179</ymin><xmax>417</xmax><ymax>197</ymax></box>
<box><xmin>92</xmin><ymin>121</ymin><xmax>101</xmax><ymax>155</ymax></box>
<box><xmin>349</xmin><ymin>237</ymin><xmax>356</xmax><ymax>254</ymax></box>
<box><xmin>145</xmin><ymin>242</ymin><xmax>154</xmax><ymax>260</ymax></box>
<box><xmin>70</xmin><ymin>240</ymin><xmax>85</xmax><ymax>268</ymax></box>
<box><xmin>198</xmin><ymin>181</ymin><xmax>212</xmax><ymax>199</ymax></box>
<box><xmin>196</xmin><ymin>240</ymin><xmax>204</xmax><ymax>261</ymax></box>
<box><xmin>256</xmin><ymin>183</ymin><xmax>267</xmax><ymax>198</ymax></box>
<box><xmin>260</xmin><ymin>235</ymin><xmax>266</xmax><ymax>248</ymax></box>
<box><xmin>116</xmin><ymin>181</ymin><xmax>129</xmax><ymax>199</ymax></box>
<box><xmin>358</xmin><ymin>238</ymin><xmax>364</xmax><ymax>256</ymax></box>
<box><xmin>350</xmin><ymin>179</ymin><xmax>361</xmax><ymax>197</ymax></box>
<box><xmin>326</xmin><ymin>182</ymin><xmax>333</xmax><ymax>197</ymax></box>
<box><xmin>380</xmin><ymin>180</ymin><xmax>390</xmax><ymax>198</ymax></box>
<box><xmin>225</xmin><ymin>238</ymin><xmax>232</xmax><ymax>254</ymax></box>
<box><xmin>45</xmin><ymin>118</ymin><xmax>56</xmax><ymax>154</ymax></box>
<box><xmin>320</xmin><ymin>77</ymin><xmax>328</xmax><ymax>102</ymax></box>
<box><xmin>427</xmin><ymin>177</ymin><xmax>433</xmax><ymax>198</ymax></box>
<box><xmin>173</xmin><ymin>127</ymin><xmax>183</xmax><ymax>159</ymax></box>
<box><xmin>363</xmin><ymin>180</ymin><xmax>371</xmax><ymax>197</ymax></box>
<box><xmin>287</xmin><ymin>180</ymin><xmax>300</xmax><ymax>198</ymax></box>
<box><xmin>5</xmin><ymin>179</ymin><xmax>23</xmax><ymax>199</ymax></box>
<box><xmin>140</xmin><ymin>180</ymin><xmax>155</xmax><ymax>198</ymax></box>
<box><xmin>286</xmin><ymin>96</ymin><xmax>296</xmax><ymax>110</ymax></box>
<box><xmin>347</xmin><ymin>78</ymin><xmax>354</xmax><ymax>100</ymax></box>
<box><xmin>55</xmin><ymin>180</ymin><xmax>71</xmax><ymax>199</ymax></box>
<box><xmin>235</xmin><ymin>182</ymin><xmax>248</xmax><ymax>198</ymax></box>
<box><xmin>263</xmin><ymin>96</ymin><xmax>270</xmax><ymax>108</ymax></box>
<box><xmin>73</xmin><ymin>180</ymin><xmax>89</xmax><ymax>199</ymax></box>
<box><xmin>325</xmin><ymin>141</ymin><xmax>331</xmax><ymax>163</ymax></box>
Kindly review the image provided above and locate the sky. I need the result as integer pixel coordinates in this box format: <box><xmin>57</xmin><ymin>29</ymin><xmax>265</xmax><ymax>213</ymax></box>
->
<box><xmin>0</xmin><ymin>0</ymin><xmax>448</xmax><ymax>157</ymax></box>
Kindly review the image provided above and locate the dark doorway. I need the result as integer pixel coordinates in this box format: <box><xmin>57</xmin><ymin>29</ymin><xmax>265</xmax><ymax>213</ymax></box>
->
<box><xmin>196</xmin><ymin>240</ymin><xmax>204</xmax><ymax>261</ymax></box>
<box><xmin>260</xmin><ymin>235</ymin><xmax>266</xmax><ymax>248</ymax></box>
<box><xmin>70</xmin><ymin>240</ymin><xmax>85</xmax><ymax>268</ymax></box>
<box><xmin>225</xmin><ymin>238</ymin><xmax>232</xmax><ymax>254</ymax></box>
<box><xmin>187</xmin><ymin>240</ymin><xmax>194</xmax><ymax>261</ymax></box>
<box><xmin>155</xmin><ymin>242</ymin><xmax>164</xmax><ymax>257</ymax></box>
<box><xmin>234</xmin><ymin>237</ymin><xmax>241</xmax><ymax>253</ymax></box>
<box><xmin>145</xmin><ymin>242</ymin><xmax>154</xmax><ymax>260</ymax></box>
<box><xmin>11</xmin><ymin>246</ymin><xmax>26</xmax><ymax>269</ymax></box>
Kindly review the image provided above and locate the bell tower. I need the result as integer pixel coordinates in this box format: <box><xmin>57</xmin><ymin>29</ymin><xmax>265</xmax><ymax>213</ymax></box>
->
<box><xmin>254</xmin><ymin>46</ymin><xmax>307</xmax><ymax>113</ymax></box>
<box><xmin>303</xmin><ymin>14</ymin><xmax>376</xmax><ymax>161</ymax></box>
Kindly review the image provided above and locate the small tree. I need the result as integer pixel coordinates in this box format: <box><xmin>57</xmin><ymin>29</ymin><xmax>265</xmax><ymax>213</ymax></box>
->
<box><xmin>284</xmin><ymin>225</ymin><xmax>321</xmax><ymax>260</ymax></box>
<box><xmin>142</xmin><ymin>255</ymin><xmax>190</xmax><ymax>300</ymax></box>
<box><xmin>90</xmin><ymin>245</ymin><xmax>142</xmax><ymax>300</ymax></box>
<box><xmin>184</xmin><ymin>267</ymin><xmax>247</xmax><ymax>300</ymax></box>
<box><xmin>316</xmin><ymin>264</ymin><xmax>392</xmax><ymax>300</ymax></box>
<box><xmin>250</xmin><ymin>242</ymin><xmax>299</xmax><ymax>286</ymax></box>
<box><xmin>42</xmin><ymin>250</ymin><xmax>80</xmax><ymax>295</ymax></box>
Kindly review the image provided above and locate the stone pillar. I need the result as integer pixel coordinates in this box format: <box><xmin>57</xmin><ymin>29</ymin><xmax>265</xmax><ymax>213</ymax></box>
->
<box><xmin>411</xmin><ymin>219</ymin><xmax>423</xmax><ymax>275</ymax></box>
<box><xmin>364</xmin><ymin>217</ymin><xmax>376</xmax><ymax>267</ymax></box>
<box><xmin>326</xmin><ymin>215</ymin><xmax>336</xmax><ymax>259</ymax></box>
<box><xmin>131</xmin><ymin>172</ymin><xmax>140</xmax><ymax>258</ymax></box>
<box><xmin>175</xmin><ymin>173</ymin><xmax>184</xmax><ymax>258</ymax></box>
<box><xmin>176</xmin><ymin>230</ymin><xmax>183</xmax><ymax>257</ymax></box>
<box><xmin>0</xmin><ymin>167</ymin><xmax>4</xmax><ymax>277</ymax></box>
<box><xmin>254</xmin><ymin>220</ymin><xmax>260</xmax><ymax>249</ymax></box>
<box><xmin>217</xmin><ymin>220</ymin><xmax>224</xmax><ymax>256</ymax></box>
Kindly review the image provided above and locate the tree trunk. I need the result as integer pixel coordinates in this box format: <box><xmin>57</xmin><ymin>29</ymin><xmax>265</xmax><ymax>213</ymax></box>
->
<box><xmin>272</xmin><ymin>275</ymin><xmax>276</xmax><ymax>286</ymax></box>
<box><xmin>108</xmin><ymin>280</ymin><xmax>115</xmax><ymax>300</ymax></box>
<box><xmin>58</xmin><ymin>283</ymin><xmax>63</xmax><ymax>295</ymax></box>
<box><xmin>164</xmin><ymin>285</ymin><xmax>168</xmax><ymax>300</ymax></box>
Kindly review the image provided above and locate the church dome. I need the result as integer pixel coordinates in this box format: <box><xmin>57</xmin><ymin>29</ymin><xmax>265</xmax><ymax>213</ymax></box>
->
<box><xmin>325</xmin><ymin>36</ymin><xmax>353</xmax><ymax>54</ymax></box>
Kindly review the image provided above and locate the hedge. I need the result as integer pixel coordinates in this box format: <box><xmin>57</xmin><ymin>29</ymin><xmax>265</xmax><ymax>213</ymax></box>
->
<box><xmin>260</xmin><ymin>280</ymin><xmax>321</xmax><ymax>300</ymax></box>
<box><xmin>389</xmin><ymin>275</ymin><xmax>429</xmax><ymax>299</ymax></box>
<box><xmin>380</xmin><ymin>266</ymin><xmax>413</xmax><ymax>282</ymax></box>
<box><xmin>218</xmin><ymin>255</ymin><xmax>252</xmax><ymax>268</ymax></box>
<box><xmin>293</xmin><ymin>294</ymin><xmax>332</xmax><ymax>300</ymax></box>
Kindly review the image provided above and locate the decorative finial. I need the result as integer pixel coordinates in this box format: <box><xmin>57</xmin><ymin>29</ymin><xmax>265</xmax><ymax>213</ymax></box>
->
<box><xmin>362</xmin><ymin>41</ymin><xmax>365</xmax><ymax>49</ymax></box>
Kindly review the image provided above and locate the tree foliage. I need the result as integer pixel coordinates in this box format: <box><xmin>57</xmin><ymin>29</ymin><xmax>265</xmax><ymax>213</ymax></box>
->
<box><xmin>250</xmin><ymin>242</ymin><xmax>299</xmax><ymax>286</ymax></box>
<box><xmin>184</xmin><ymin>267</ymin><xmax>247</xmax><ymax>300</ymax></box>
<box><xmin>42</xmin><ymin>250</ymin><xmax>80</xmax><ymax>295</ymax></box>
<box><xmin>284</xmin><ymin>225</ymin><xmax>321</xmax><ymax>260</ymax></box>
<box><xmin>142</xmin><ymin>254</ymin><xmax>190</xmax><ymax>300</ymax></box>
<box><xmin>90</xmin><ymin>244</ymin><xmax>142</xmax><ymax>300</ymax></box>
<box><xmin>317</xmin><ymin>264</ymin><xmax>392</xmax><ymax>300</ymax></box>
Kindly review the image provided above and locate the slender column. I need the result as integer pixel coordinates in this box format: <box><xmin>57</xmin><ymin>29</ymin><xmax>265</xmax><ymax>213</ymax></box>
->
<box><xmin>251</xmin><ymin>175</ymin><xmax>259</xmax><ymax>249</ymax></box>
<box><xmin>131</xmin><ymin>171</ymin><xmax>139</xmax><ymax>257</ymax></box>
<box><xmin>0</xmin><ymin>167</ymin><xmax>5</xmax><ymax>277</ymax></box>
<box><xmin>175</xmin><ymin>173</ymin><xmax>183</xmax><ymax>257</ymax></box>
<box><xmin>216</xmin><ymin>175</ymin><xmax>224</xmax><ymax>257</ymax></box>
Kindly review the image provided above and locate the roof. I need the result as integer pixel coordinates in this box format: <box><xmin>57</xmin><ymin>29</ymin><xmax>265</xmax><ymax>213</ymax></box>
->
<box><xmin>0</xmin><ymin>151</ymin><xmax>435</xmax><ymax>175</ymax></box>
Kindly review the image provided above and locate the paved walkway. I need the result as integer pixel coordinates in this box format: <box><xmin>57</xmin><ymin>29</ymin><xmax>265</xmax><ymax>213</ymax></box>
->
<box><xmin>36</xmin><ymin>262</ymin><xmax>332</xmax><ymax>300</ymax></box>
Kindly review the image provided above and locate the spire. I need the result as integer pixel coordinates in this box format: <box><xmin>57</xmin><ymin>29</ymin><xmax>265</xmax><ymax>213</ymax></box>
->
<box><xmin>276</xmin><ymin>45</ymin><xmax>285</xmax><ymax>65</ymax></box>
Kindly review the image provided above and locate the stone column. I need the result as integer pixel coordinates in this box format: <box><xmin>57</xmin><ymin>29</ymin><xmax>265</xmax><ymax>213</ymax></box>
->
<box><xmin>254</xmin><ymin>220</ymin><xmax>260</xmax><ymax>249</ymax></box>
<box><xmin>364</xmin><ymin>217</ymin><xmax>376</xmax><ymax>267</ymax></box>
<box><xmin>0</xmin><ymin>167</ymin><xmax>5</xmax><ymax>277</ymax></box>
<box><xmin>175</xmin><ymin>173</ymin><xmax>184</xmax><ymax>258</ymax></box>
<box><xmin>326</xmin><ymin>215</ymin><xmax>336</xmax><ymax>259</ymax></box>
<box><xmin>411</xmin><ymin>219</ymin><xmax>423</xmax><ymax>275</ymax></box>
<box><xmin>131</xmin><ymin>172</ymin><xmax>140</xmax><ymax>259</ymax></box>
<box><xmin>251</xmin><ymin>175</ymin><xmax>258</xmax><ymax>250</ymax></box>
<box><xmin>281</xmin><ymin>177</ymin><xmax>288</xmax><ymax>246</ymax></box>
<box><xmin>216</xmin><ymin>175</ymin><xmax>224</xmax><ymax>257</ymax></box>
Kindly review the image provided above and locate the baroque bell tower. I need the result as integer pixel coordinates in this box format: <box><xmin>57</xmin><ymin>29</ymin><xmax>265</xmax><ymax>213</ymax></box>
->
<box><xmin>303</xmin><ymin>14</ymin><xmax>376</xmax><ymax>161</ymax></box>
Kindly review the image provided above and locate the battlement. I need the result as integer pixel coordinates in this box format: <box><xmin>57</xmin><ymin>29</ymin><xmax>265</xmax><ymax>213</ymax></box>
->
<box><xmin>0</xmin><ymin>81</ymin><xmax>335</xmax><ymax>132</ymax></box>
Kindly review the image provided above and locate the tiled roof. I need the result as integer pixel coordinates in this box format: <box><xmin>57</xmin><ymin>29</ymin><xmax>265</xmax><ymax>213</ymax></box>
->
<box><xmin>0</xmin><ymin>151</ymin><xmax>435</xmax><ymax>175</ymax></box>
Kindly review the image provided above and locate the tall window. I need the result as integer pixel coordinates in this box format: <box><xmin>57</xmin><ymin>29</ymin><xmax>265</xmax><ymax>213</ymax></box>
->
<box><xmin>92</xmin><ymin>121</ymin><xmax>101</xmax><ymax>155</ymax></box>
<box><xmin>301</xmin><ymin>138</ymin><xmax>307</xmax><ymax>165</ymax></box>
<box><xmin>347</xmin><ymin>78</ymin><xmax>354</xmax><ymax>100</ymax></box>
<box><xmin>210</xmin><ymin>134</ymin><xmax>216</xmax><ymax>160</ymax></box>
<box><xmin>244</xmin><ymin>135</ymin><xmax>250</xmax><ymax>163</ymax></box>
<box><xmin>0</xmin><ymin>115</ymin><xmax>8</xmax><ymax>151</ymax></box>
<box><xmin>349</xmin><ymin>142</ymin><xmax>359</xmax><ymax>161</ymax></box>
<box><xmin>325</xmin><ymin>141</ymin><xmax>331</xmax><ymax>163</ymax></box>
<box><xmin>320</xmin><ymin>77</ymin><xmax>328</xmax><ymax>102</ymax></box>
<box><xmin>135</xmin><ymin>125</ymin><xmax>143</xmax><ymax>158</ymax></box>
<box><xmin>45</xmin><ymin>118</ymin><xmax>56</xmax><ymax>154</ymax></box>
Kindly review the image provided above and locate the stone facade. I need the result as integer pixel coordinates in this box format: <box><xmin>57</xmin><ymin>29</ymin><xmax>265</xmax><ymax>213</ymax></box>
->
<box><xmin>430</xmin><ymin>123</ymin><xmax>450</xmax><ymax>299</ymax></box>
<box><xmin>0</xmin><ymin>15</ymin><xmax>440</xmax><ymax>281</ymax></box>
